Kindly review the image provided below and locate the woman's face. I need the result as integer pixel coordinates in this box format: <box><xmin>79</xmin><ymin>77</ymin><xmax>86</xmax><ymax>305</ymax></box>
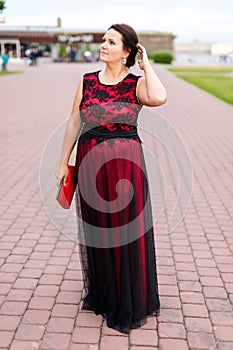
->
<box><xmin>100</xmin><ymin>28</ymin><xmax>128</xmax><ymax>64</ymax></box>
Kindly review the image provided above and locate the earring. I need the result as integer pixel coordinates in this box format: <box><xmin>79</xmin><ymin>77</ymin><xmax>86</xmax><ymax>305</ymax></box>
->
<box><xmin>122</xmin><ymin>57</ymin><xmax>127</xmax><ymax>65</ymax></box>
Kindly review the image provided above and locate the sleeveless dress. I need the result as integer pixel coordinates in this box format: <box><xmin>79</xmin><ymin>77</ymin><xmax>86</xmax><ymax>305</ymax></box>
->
<box><xmin>75</xmin><ymin>70</ymin><xmax>160</xmax><ymax>334</ymax></box>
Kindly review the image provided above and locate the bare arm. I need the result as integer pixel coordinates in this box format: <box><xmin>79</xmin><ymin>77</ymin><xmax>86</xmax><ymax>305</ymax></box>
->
<box><xmin>136</xmin><ymin>43</ymin><xmax>167</xmax><ymax>107</ymax></box>
<box><xmin>55</xmin><ymin>76</ymin><xmax>83</xmax><ymax>185</ymax></box>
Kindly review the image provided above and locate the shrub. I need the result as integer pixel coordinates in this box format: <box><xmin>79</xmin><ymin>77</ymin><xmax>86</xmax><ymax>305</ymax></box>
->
<box><xmin>149</xmin><ymin>51</ymin><xmax>173</xmax><ymax>64</ymax></box>
<box><xmin>58</xmin><ymin>44</ymin><xmax>67</xmax><ymax>59</ymax></box>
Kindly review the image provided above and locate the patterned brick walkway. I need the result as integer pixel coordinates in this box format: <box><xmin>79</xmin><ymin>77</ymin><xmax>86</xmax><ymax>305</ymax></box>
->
<box><xmin>0</xmin><ymin>61</ymin><xmax>232</xmax><ymax>350</ymax></box>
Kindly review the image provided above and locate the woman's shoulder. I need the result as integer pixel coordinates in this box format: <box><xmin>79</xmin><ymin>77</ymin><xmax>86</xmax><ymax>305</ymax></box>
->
<box><xmin>127</xmin><ymin>72</ymin><xmax>142</xmax><ymax>81</ymax></box>
<box><xmin>83</xmin><ymin>70</ymin><xmax>99</xmax><ymax>80</ymax></box>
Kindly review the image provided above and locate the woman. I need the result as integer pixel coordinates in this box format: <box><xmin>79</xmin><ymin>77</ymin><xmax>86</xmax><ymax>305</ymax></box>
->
<box><xmin>56</xmin><ymin>23</ymin><xmax>167</xmax><ymax>334</ymax></box>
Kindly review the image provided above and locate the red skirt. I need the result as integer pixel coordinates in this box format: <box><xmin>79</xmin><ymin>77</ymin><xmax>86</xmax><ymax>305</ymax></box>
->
<box><xmin>75</xmin><ymin>124</ymin><xmax>160</xmax><ymax>334</ymax></box>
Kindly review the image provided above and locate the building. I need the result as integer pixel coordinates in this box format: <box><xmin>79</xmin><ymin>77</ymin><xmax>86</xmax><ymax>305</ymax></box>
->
<box><xmin>138</xmin><ymin>31</ymin><xmax>175</xmax><ymax>54</ymax></box>
<box><xmin>0</xmin><ymin>22</ymin><xmax>175</xmax><ymax>63</ymax></box>
<box><xmin>211</xmin><ymin>42</ymin><xmax>233</xmax><ymax>62</ymax></box>
<box><xmin>174</xmin><ymin>39</ymin><xmax>233</xmax><ymax>63</ymax></box>
<box><xmin>174</xmin><ymin>39</ymin><xmax>211</xmax><ymax>56</ymax></box>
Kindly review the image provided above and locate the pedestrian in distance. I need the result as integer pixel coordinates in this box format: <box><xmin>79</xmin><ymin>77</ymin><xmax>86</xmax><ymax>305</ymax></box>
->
<box><xmin>1</xmin><ymin>50</ymin><xmax>9</xmax><ymax>71</ymax></box>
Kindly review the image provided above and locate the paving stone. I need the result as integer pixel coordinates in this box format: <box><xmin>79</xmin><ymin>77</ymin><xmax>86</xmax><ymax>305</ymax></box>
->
<box><xmin>101</xmin><ymin>321</ymin><xmax>128</xmax><ymax>336</ymax></box>
<box><xmin>178</xmin><ymin>281</ymin><xmax>202</xmax><ymax>292</ymax></box>
<box><xmin>0</xmin><ymin>272</ymin><xmax>18</xmax><ymax>283</ymax></box>
<box><xmin>159</xmin><ymin>338</ymin><xmax>189</xmax><ymax>350</ymax></box>
<box><xmin>52</xmin><ymin>304</ymin><xmax>78</xmax><ymax>318</ymax></box>
<box><xmin>13</xmin><ymin>278</ymin><xmax>38</xmax><ymax>289</ymax></box>
<box><xmin>203</xmin><ymin>286</ymin><xmax>228</xmax><ymax>299</ymax></box>
<box><xmin>140</xmin><ymin>316</ymin><xmax>157</xmax><ymax>330</ymax></box>
<box><xmin>19</xmin><ymin>268</ymin><xmax>43</xmax><ymax>278</ymax></box>
<box><xmin>183</xmin><ymin>304</ymin><xmax>209</xmax><ymax>318</ymax></box>
<box><xmin>39</xmin><ymin>274</ymin><xmax>63</xmax><ymax>285</ymax></box>
<box><xmin>158</xmin><ymin>322</ymin><xmax>186</xmax><ymax>339</ymax></box>
<box><xmin>6</xmin><ymin>288</ymin><xmax>33</xmax><ymax>301</ymax></box>
<box><xmin>130</xmin><ymin>347</ymin><xmax>158</xmax><ymax>350</ymax></box>
<box><xmin>46</xmin><ymin>317</ymin><xmax>75</xmax><ymax>333</ymax></box>
<box><xmin>159</xmin><ymin>309</ymin><xmax>183</xmax><ymax>323</ymax></box>
<box><xmin>0</xmin><ymin>301</ymin><xmax>28</xmax><ymax>315</ymax></box>
<box><xmin>1</xmin><ymin>62</ymin><xmax>233</xmax><ymax>350</ymax></box>
<box><xmin>69</xmin><ymin>344</ymin><xmax>98</xmax><ymax>350</ymax></box>
<box><xmin>217</xmin><ymin>342</ymin><xmax>233</xmax><ymax>350</ymax></box>
<box><xmin>34</xmin><ymin>285</ymin><xmax>59</xmax><ymax>297</ymax></box>
<box><xmin>10</xmin><ymin>340</ymin><xmax>41</xmax><ymax>350</ymax></box>
<box><xmin>72</xmin><ymin>327</ymin><xmax>100</xmax><ymax>343</ymax></box>
<box><xmin>76</xmin><ymin>312</ymin><xmax>103</xmax><ymax>327</ymax></box>
<box><xmin>160</xmin><ymin>296</ymin><xmax>181</xmax><ymax>309</ymax></box>
<box><xmin>41</xmin><ymin>333</ymin><xmax>71</xmax><ymax>349</ymax></box>
<box><xmin>0</xmin><ymin>316</ymin><xmax>21</xmax><ymax>331</ymax></box>
<box><xmin>0</xmin><ymin>331</ymin><xmax>14</xmax><ymax>348</ymax></box>
<box><xmin>185</xmin><ymin>317</ymin><xmax>212</xmax><ymax>333</ymax></box>
<box><xmin>210</xmin><ymin>311</ymin><xmax>233</xmax><ymax>326</ymax></box>
<box><xmin>28</xmin><ymin>296</ymin><xmax>55</xmax><ymax>310</ymax></box>
<box><xmin>0</xmin><ymin>283</ymin><xmax>12</xmax><ymax>295</ymax></box>
<box><xmin>100</xmin><ymin>335</ymin><xmax>128</xmax><ymax>350</ymax></box>
<box><xmin>159</xmin><ymin>285</ymin><xmax>179</xmax><ymax>296</ymax></box>
<box><xmin>187</xmin><ymin>332</ymin><xmax>216</xmax><ymax>349</ymax></box>
<box><xmin>205</xmin><ymin>298</ymin><xmax>232</xmax><ymax>312</ymax></box>
<box><xmin>130</xmin><ymin>329</ymin><xmax>158</xmax><ymax>346</ymax></box>
<box><xmin>6</xmin><ymin>255</ymin><xmax>28</xmax><ymax>264</ymax></box>
<box><xmin>15</xmin><ymin>324</ymin><xmax>45</xmax><ymax>341</ymax></box>
<box><xmin>56</xmin><ymin>290</ymin><xmax>82</xmax><ymax>304</ymax></box>
<box><xmin>43</xmin><ymin>265</ymin><xmax>67</xmax><ymax>275</ymax></box>
<box><xmin>214</xmin><ymin>326</ymin><xmax>233</xmax><ymax>342</ymax></box>
<box><xmin>180</xmin><ymin>291</ymin><xmax>205</xmax><ymax>304</ymax></box>
<box><xmin>61</xmin><ymin>280</ymin><xmax>83</xmax><ymax>292</ymax></box>
<box><xmin>23</xmin><ymin>310</ymin><xmax>50</xmax><ymax>325</ymax></box>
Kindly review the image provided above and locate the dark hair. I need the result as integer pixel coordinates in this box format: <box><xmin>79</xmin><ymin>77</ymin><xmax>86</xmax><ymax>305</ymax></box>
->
<box><xmin>108</xmin><ymin>23</ymin><xmax>138</xmax><ymax>67</ymax></box>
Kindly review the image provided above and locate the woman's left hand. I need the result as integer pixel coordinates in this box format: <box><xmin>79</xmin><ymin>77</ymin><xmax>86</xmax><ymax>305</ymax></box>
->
<box><xmin>136</xmin><ymin>43</ymin><xmax>150</xmax><ymax>70</ymax></box>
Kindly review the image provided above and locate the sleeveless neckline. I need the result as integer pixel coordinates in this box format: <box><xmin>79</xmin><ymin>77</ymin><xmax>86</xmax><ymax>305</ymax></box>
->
<box><xmin>97</xmin><ymin>70</ymin><xmax>131</xmax><ymax>86</ymax></box>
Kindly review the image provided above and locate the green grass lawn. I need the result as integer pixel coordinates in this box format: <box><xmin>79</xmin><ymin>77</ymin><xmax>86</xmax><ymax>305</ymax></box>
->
<box><xmin>167</xmin><ymin>66</ymin><xmax>233</xmax><ymax>105</ymax></box>
<box><xmin>167</xmin><ymin>67</ymin><xmax>233</xmax><ymax>73</ymax></box>
<box><xmin>179</xmin><ymin>76</ymin><xmax>233</xmax><ymax>105</ymax></box>
<box><xmin>0</xmin><ymin>70</ymin><xmax>22</xmax><ymax>76</ymax></box>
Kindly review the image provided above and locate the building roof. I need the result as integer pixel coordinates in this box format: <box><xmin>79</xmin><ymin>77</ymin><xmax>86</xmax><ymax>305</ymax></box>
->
<box><xmin>0</xmin><ymin>24</ymin><xmax>175</xmax><ymax>45</ymax></box>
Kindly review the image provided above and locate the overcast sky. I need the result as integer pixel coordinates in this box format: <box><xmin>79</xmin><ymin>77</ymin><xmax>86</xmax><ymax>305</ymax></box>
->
<box><xmin>1</xmin><ymin>0</ymin><xmax>233</xmax><ymax>43</ymax></box>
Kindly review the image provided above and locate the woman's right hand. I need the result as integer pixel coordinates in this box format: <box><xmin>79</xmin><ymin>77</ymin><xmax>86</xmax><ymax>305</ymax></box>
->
<box><xmin>55</xmin><ymin>164</ymin><xmax>68</xmax><ymax>187</ymax></box>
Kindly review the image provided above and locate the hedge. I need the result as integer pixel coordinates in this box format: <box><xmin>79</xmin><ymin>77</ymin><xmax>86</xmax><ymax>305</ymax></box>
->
<box><xmin>149</xmin><ymin>51</ymin><xmax>173</xmax><ymax>64</ymax></box>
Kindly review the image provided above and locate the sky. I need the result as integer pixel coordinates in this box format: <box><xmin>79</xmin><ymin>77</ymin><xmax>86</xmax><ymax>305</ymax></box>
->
<box><xmin>0</xmin><ymin>0</ymin><xmax>233</xmax><ymax>43</ymax></box>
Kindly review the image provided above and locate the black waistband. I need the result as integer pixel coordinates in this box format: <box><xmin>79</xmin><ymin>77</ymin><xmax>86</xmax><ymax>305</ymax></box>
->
<box><xmin>82</xmin><ymin>125</ymin><xmax>138</xmax><ymax>138</ymax></box>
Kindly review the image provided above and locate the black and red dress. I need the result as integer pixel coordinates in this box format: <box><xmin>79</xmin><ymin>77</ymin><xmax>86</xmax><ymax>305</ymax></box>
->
<box><xmin>75</xmin><ymin>70</ymin><xmax>160</xmax><ymax>334</ymax></box>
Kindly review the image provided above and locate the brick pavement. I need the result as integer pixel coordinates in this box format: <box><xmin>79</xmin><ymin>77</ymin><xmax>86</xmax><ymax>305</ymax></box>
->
<box><xmin>0</xmin><ymin>61</ymin><xmax>233</xmax><ymax>349</ymax></box>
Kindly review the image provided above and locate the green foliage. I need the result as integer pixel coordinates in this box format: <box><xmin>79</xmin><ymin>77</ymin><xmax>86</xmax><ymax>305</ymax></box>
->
<box><xmin>0</xmin><ymin>0</ymin><xmax>6</xmax><ymax>12</ymax></box>
<box><xmin>84</xmin><ymin>43</ymin><xmax>90</xmax><ymax>51</ymax></box>
<box><xmin>58</xmin><ymin>44</ymin><xmax>67</xmax><ymax>58</ymax></box>
<box><xmin>149</xmin><ymin>51</ymin><xmax>173</xmax><ymax>64</ymax></box>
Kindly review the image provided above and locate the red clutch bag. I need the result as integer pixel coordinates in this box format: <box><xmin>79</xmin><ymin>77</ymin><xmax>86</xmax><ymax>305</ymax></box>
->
<box><xmin>56</xmin><ymin>165</ymin><xmax>76</xmax><ymax>209</ymax></box>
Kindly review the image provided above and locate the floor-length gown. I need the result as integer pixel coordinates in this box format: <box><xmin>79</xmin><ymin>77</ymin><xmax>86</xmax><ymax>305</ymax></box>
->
<box><xmin>75</xmin><ymin>70</ymin><xmax>160</xmax><ymax>334</ymax></box>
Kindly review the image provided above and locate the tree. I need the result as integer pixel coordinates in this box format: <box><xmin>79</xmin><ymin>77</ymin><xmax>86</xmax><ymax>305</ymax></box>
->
<box><xmin>0</xmin><ymin>0</ymin><xmax>6</xmax><ymax>13</ymax></box>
